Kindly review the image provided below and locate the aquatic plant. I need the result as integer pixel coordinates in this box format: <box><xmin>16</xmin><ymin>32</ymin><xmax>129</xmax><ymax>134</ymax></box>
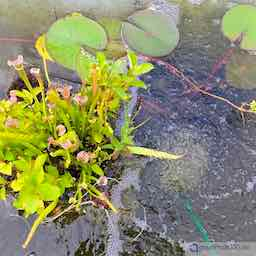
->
<box><xmin>122</xmin><ymin>9</ymin><xmax>179</xmax><ymax>57</ymax></box>
<box><xmin>0</xmin><ymin>44</ymin><xmax>182</xmax><ymax>249</ymax></box>
<box><xmin>222</xmin><ymin>4</ymin><xmax>256</xmax><ymax>52</ymax></box>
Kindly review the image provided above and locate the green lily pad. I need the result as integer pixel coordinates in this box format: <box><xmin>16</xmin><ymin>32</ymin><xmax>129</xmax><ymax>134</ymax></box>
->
<box><xmin>87</xmin><ymin>18</ymin><xmax>127</xmax><ymax>59</ymax></box>
<box><xmin>46</xmin><ymin>13</ymin><xmax>108</xmax><ymax>69</ymax></box>
<box><xmin>121</xmin><ymin>10</ymin><xmax>179</xmax><ymax>57</ymax></box>
<box><xmin>226</xmin><ymin>50</ymin><xmax>256</xmax><ymax>89</ymax></box>
<box><xmin>222</xmin><ymin>5</ymin><xmax>256</xmax><ymax>51</ymax></box>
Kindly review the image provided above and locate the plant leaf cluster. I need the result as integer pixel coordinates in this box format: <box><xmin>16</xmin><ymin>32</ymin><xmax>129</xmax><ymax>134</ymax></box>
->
<box><xmin>1</xmin><ymin>48</ymin><xmax>183</xmax><ymax>247</ymax></box>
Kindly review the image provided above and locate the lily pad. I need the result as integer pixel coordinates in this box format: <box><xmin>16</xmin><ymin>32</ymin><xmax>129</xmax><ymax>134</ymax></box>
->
<box><xmin>87</xmin><ymin>18</ymin><xmax>127</xmax><ymax>59</ymax></box>
<box><xmin>121</xmin><ymin>10</ymin><xmax>179</xmax><ymax>57</ymax></box>
<box><xmin>222</xmin><ymin>5</ymin><xmax>256</xmax><ymax>51</ymax></box>
<box><xmin>46</xmin><ymin>13</ymin><xmax>108</xmax><ymax>69</ymax></box>
<box><xmin>226</xmin><ymin>50</ymin><xmax>256</xmax><ymax>90</ymax></box>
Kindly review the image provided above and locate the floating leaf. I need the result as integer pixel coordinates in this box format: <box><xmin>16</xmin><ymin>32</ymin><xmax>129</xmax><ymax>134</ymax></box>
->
<box><xmin>222</xmin><ymin>5</ymin><xmax>256</xmax><ymax>51</ymax></box>
<box><xmin>46</xmin><ymin>13</ymin><xmax>107</xmax><ymax>69</ymax></box>
<box><xmin>122</xmin><ymin>10</ymin><xmax>179</xmax><ymax>56</ymax></box>
<box><xmin>226</xmin><ymin>50</ymin><xmax>256</xmax><ymax>89</ymax></box>
<box><xmin>98</xmin><ymin>18</ymin><xmax>122</xmax><ymax>40</ymax></box>
<box><xmin>97</xmin><ymin>18</ymin><xmax>127</xmax><ymax>58</ymax></box>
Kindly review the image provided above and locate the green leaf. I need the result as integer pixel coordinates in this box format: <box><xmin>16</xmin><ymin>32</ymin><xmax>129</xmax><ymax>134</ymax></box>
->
<box><xmin>46</xmin><ymin>166</ymin><xmax>59</xmax><ymax>178</ymax></box>
<box><xmin>38</xmin><ymin>183</ymin><xmax>61</xmax><ymax>201</ymax></box>
<box><xmin>112</xmin><ymin>87</ymin><xmax>129</xmax><ymax>100</ymax></box>
<box><xmin>127</xmin><ymin>146</ymin><xmax>184</xmax><ymax>160</ymax></box>
<box><xmin>13</xmin><ymin>189</ymin><xmax>44</xmax><ymax>216</ymax></box>
<box><xmin>101</xmin><ymin>144</ymin><xmax>115</xmax><ymax>150</ymax></box>
<box><xmin>92</xmin><ymin>132</ymin><xmax>103</xmax><ymax>144</ymax></box>
<box><xmin>0</xmin><ymin>162</ymin><xmax>12</xmax><ymax>176</ymax></box>
<box><xmin>133</xmin><ymin>63</ymin><xmax>154</xmax><ymax>76</ymax></box>
<box><xmin>32</xmin><ymin>154</ymin><xmax>47</xmax><ymax>185</ymax></box>
<box><xmin>129</xmin><ymin>79</ymin><xmax>147</xmax><ymax>88</ymax></box>
<box><xmin>10</xmin><ymin>174</ymin><xmax>26</xmax><ymax>192</ymax></box>
<box><xmin>13</xmin><ymin>159</ymin><xmax>30</xmax><ymax>172</ymax></box>
<box><xmin>58</xmin><ymin>172</ymin><xmax>74</xmax><ymax>194</ymax></box>
<box><xmin>91</xmin><ymin>164</ymin><xmax>104</xmax><ymax>176</ymax></box>
<box><xmin>0</xmin><ymin>176</ymin><xmax>6</xmax><ymax>185</ymax></box>
<box><xmin>111</xmin><ymin>59</ymin><xmax>127</xmax><ymax>74</ymax></box>
<box><xmin>76</xmin><ymin>50</ymin><xmax>95</xmax><ymax>81</ymax></box>
<box><xmin>122</xmin><ymin>10</ymin><xmax>179</xmax><ymax>57</ymax></box>
<box><xmin>110</xmin><ymin>137</ymin><xmax>124</xmax><ymax>151</ymax></box>
<box><xmin>127</xmin><ymin>50</ymin><xmax>138</xmax><ymax>68</ymax></box>
<box><xmin>46</xmin><ymin>13</ymin><xmax>107</xmax><ymax>69</ymax></box>
<box><xmin>97</xmin><ymin>52</ymin><xmax>107</xmax><ymax>67</ymax></box>
<box><xmin>222</xmin><ymin>5</ymin><xmax>256</xmax><ymax>51</ymax></box>
<box><xmin>15</xmin><ymin>90</ymin><xmax>33</xmax><ymax>104</ymax></box>
<box><xmin>0</xmin><ymin>187</ymin><xmax>6</xmax><ymax>200</ymax></box>
<box><xmin>4</xmin><ymin>151</ymin><xmax>15</xmax><ymax>161</ymax></box>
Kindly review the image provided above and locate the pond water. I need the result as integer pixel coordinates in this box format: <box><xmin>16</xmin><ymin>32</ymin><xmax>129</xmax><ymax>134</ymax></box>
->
<box><xmin>1</xmin><ymin>0</ymin><xmax>256</xmax><ymax>255</ymax></box>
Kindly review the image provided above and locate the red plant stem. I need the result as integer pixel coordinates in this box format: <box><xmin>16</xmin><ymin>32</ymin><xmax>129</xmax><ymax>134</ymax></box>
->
<box><xmin>207</xmin><ymin>34</ymin><xmax>243</xmax><ymax>82</ymax></box>
<box><xmin>207</xmin><ymin>46</ymin><xmax>235</xmax><ymax>82</ymax></box>
<box><xmin>141</xmin><ymin>55</ymin><xmax>255</xmax><ymax>114</ymax></box>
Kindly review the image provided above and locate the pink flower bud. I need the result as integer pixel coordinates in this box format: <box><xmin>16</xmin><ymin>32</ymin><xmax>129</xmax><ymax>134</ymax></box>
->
<box><xmin>7</xmin><ymin>55</ymin><xmax>24</xmax><ymax>68</ymax></box>
<box><xmin>57</xmin><ymin>86</ymin><xmax>72</xmax><ymax>100</ymax></box>
<box><xmin>5</xmin><ymin>117</ymin><xmax>19</xmax><ymax>128</ymax></box>
<box><xmin>47</xmin><ymin>103</ymin><xmax>56</xmax><ymax>110</ymax></box>
<box><xmin>97</xmin><ymin>176</ymin><xmax>108</xmax><ymax>186</ymax></box>
<box><xmin>8</xmin><ymin>90</ymin><xmax>18</xmax><ymax>104</ymax></box>
<box><xmin>9</xmin><ymin>96</ymin><xmax>17</xmax><ymax>104</ymax></box>
<box><xmin>9</xmin><ymin>90</ymin><xmax>17</xmax><ymax>97</ymax></box>
<box><xmin>48</xmin><ymin>136</ymin><xmax>56</xmax><ymax>146</ymax></box>
<box><xmin>56</xmin><ymin>124</ymin><xmax>66</xmax><ymax>136</ymax></box>
<box><xmin>60</xmin><ymin>140</ymin><xmax>73</xmax><ymax>150</ymax></box>
<box><xmin>76</xmin><ymin>151</ymin><xmax>95</xmax><ymax>163</ymax></box>
<box><xmin>73</xmin><ymin>95</ymin><xmax>88</xmax><ymax>106</ymax></box>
